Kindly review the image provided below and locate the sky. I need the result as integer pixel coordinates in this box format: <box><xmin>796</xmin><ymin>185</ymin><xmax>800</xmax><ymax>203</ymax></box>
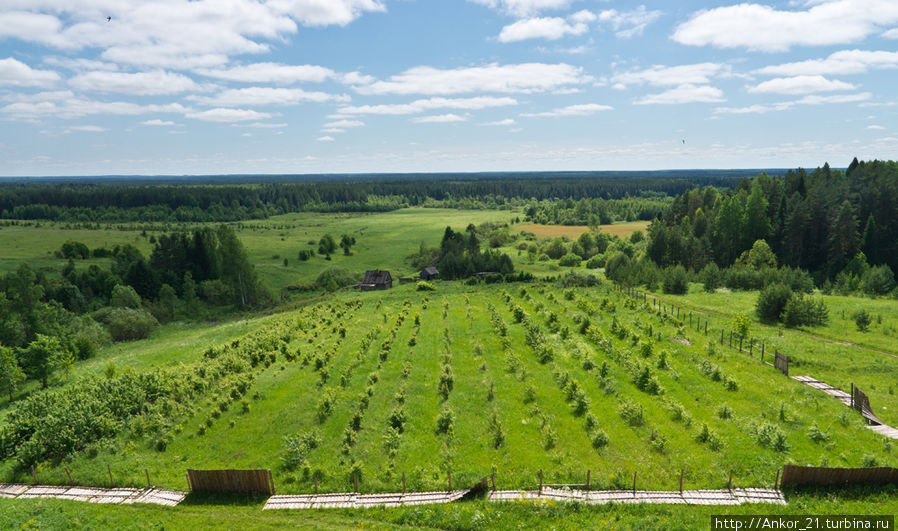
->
<box><xmin>1</xmin><ymin>0</ymin><xmax>897</xmax><ymax>176</ymax></box>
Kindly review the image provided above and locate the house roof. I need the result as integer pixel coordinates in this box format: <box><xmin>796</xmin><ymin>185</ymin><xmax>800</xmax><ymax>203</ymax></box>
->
<box><xmin>362</xmin><ymin>269</ymin><xmax>392</xmax><ymax>284</ymax></box>
<box><xmin>423</xmin><ymin>267</ymin><xmax>439</xmax><ymax>275</ymax></box>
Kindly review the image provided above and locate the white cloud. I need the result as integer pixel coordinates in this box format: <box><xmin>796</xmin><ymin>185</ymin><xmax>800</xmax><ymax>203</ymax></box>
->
<box><xmin>673</xmin><ymin>1</ymin><xmax>898</xmax><ymax>52</ymax></box>
<box><xmin>43</xmin><ymin>57</ymin><xmax>118</xmax><ymax>72</ymax></box>
<box><xmin>521</xmin><ymin>103</ymin><xmax>612</xmax><ymax>117</ymax></box>
<box><xmin>748</xmin><ymin>75</ymin><xmax>857</xmax><ymax>95</ymax></box>
<box><xmin>867</xmin><ymin>124</ymin><xmax>885</xmax><ymax>129</ymax></box>
<box><xmin>336</xmin><ymin>96</ymin><xmax>518</xmax><ymax>116</ymax></box>
<box><xmin>185</xmin><ymin>108</ymin><xmax>271</xmax><ymax>122</ymax></box>
<box><xmin>357</xmin><ymin>63</ymin><xmax>590</xmax><ymax>95</ymax></box>
<box><xmin>191</xmin><ymin>87</ymin><xmax>349</xmax><ymax>107</ymax></box>
<box><xmin>0</xmin><ymin>57</ymin><xmax>61</xmax><ymax>88</ymax></box>
<box><xmin>598</xmin><ymin>6</ymin><xmax>662</xmax><ymax>38</ymax></box>
<box><xmin>245</xmin><ymin>122</ymin><xmax>288</xmax><ymax>128</ymax></box>
<box><xmin>268</xmin><ymin>0</ymin><xmax>385</xmax><ymax>26</ymax></box>
<box><xmin>885</xmin><ymin>28</ymin><xmax>898</xmax><ymax>38</ymax></box>
<box><xmin>322</xmin><ymin>119</ymin><xmax>364</xmax><ymax>128</ymax></box>
<box><xmin>480</xmin><ymin>118</ymin><xmax>516</xmax><ymax>126</ymax></box>
<box><xmin>69</xmin><ymin>70</ymin><xmax>200</xmax><ymax>95</ymax></box>
<box><xmin>195</xmin><ymin>62</ymin><xmax>335</xmax><ymax>84</ymax></box>
<box><xmin>469</xmin><ymin>0</ymin><xmax>576</xmax><ymax>17</ymax></box>
<box><xmin>635</xmin><ymin>84</ymin><xmax>725</xmax><ymax>105</ymax></box>
<box><xmin>317</xmin><ymin>135</ymin><xmax>335</xmax><ymax>141</ymax></box>
<box><xmin>755</xmin><ymin>49</ymin><xmax>898</xmax><ymax>76</ymax></box>
<box><xmin>714</xmin><ymin>91</ymin><xmax>872</xmax><ymax>114</ymax></box>
<box><xmin>411</xmin><ymin>113</ymin><xmax>469</xmax><ymax>123</ymax></box>
<box><xmin>140</xmin><ymin>119</ymin><xmax>178</xmax><ymax>126</ymax></box>
<box><xmin>0</xmin><ymin>11</ymin><xmax>64</xmax><ymax>47</ymax></box>
<box><xmin>66</xmin><ymin>125</ymin><xmax>107</xmax><ymax>132</ymax></box>
<box><xmin>612</xmin><ymin>63</ymin><xmax>728</xmax><ymax>87</ymax></box>
<box><xmin>0</xmin><ymin>90</ymin><xmax>188</xmax><ymax>119</ymax></box>
<box><xmin>498</xmin><ymin>17</ymin><xmax>588</xmax><ymax>43</ymax></box>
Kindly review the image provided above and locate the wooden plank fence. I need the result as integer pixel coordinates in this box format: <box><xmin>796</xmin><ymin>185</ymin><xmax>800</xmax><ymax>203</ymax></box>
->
<box><xmin>780</xmin><ymin>465</ymin><xmax>898</xmax><ymax>488</ymax></box>
<box><xmin>774</xmin><ymin>351</ymin><xmax>789</xmax><ymax>377</ymax></box>
<box><xmin>187</xmin><ymin>469</ymin><xmax>274</xmax><ymax>495</ymax></box>
<box><xmin>850</xmin><ymin>384</ymin><xmax>884</xmax><ymax>425</ymax></box>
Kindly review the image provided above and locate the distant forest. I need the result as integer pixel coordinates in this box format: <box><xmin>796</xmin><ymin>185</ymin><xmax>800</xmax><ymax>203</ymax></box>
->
<box><xmin>0</xmin><ymin>171</ymin><xmax>756</xmax><ymax>222</ymax></box>
<box><xmin>644</xmin><ymin>159</ymin><xmax>898</xmax><ymax>284</ymax></box>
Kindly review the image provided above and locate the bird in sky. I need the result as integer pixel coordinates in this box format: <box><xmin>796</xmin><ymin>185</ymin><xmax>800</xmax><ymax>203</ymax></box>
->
<box><xmin>106</xmin><ymin>16</ymin><xmax>111</xmax><ymax>22</ymax></box>
<box><xmin>681</xmin><ymin>139</ymin><xmax>686</xmax><ymax>144</ymax></box>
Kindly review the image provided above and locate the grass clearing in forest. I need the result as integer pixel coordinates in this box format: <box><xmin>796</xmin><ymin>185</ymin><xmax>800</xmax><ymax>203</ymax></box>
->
<box><xmin>516</xmin><ymin>221</ymin><xmax>650</xmax><ymax>240</ymax></box>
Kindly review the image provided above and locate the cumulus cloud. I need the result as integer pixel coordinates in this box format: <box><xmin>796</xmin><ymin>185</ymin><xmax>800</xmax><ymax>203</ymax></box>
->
<box><xmin>673</xmin><ymin>0</ymin><xmax>898</xmax><ymax>52</ymax></box>
<box><xmin>748</xmin><ymin>75</ymin><xmax>857</xmax><ymax>95</ymax></box>
<box><xmin>498</xmin><ymin>17</ymin><xmax>588</xmax><ymax>43</ymax></box>
<box><xmin>191</xmin><ymin>87</ymin><xmax>349</xmax><ymax>107</ymax></box>
<box><xmin>337</xmin><ymin>97</ymin><xmax>518</xmax><ymax>116</ymax></box>
<box><xmin>885</xmin><ymin>28</ymin><xmax>898</xmax><ymax>38</ymax></box>
<box><xmin>480</xmin><ymin>118</ymin><xmax>516</xmax><ymax>126</ymax></box>
<box><xmin>267</xmin><ymin>0</ymin><xmax>385</xmax><ymax>26</ymax></box>
<box><xmin>66</xmin><ymin>125</ymin><xmax>107</xmax><ymax>132</ymax></box>
<box><xmin>0</xmin><ymin>90</ymin><xmax>188</xmax><ymax>119</ymax></box>
<box><xmin>867</xmin><ymin>124</ymin><xmax>885</xmax><ymax>129</ymax></box>
<box><xmin>411</xmin><ymin>113</ymin><xmax>469</xmax><ymax>123</ymax></box>
<box><xmin>612</xmin><ymin>63</ymin><xmax>728</xmax><ymax>88</ymax></box>
<box><xmin>322</xmin><ymin>119</ymin><xmax>364</xmax><ymax>128</ymax></box>
<box><xmin>357</xmin><ymin>63</ymin><xmax>590</xmax><ymax>95</ymax></box>
<box><xmin>0</xmin><ymin>58</ymin><xmax>61</xmax><ymax>88</ymax></box>
<box><xmin>469</xmin><ymin>0</ymin><xmax>576</xmax><ymax>17</ymax></box>
<box><xmin>635</xmin><ymin>84</ymin><xmax>725</xmax><ymax>105</ymax></box>
<box><xmin>714</xmin><ymin>91</ymin><xmax>872</xmax><ymax>114</ymax></box>
<box><xmin>521</xmin><ymin>103</ymin><xmax>612</xmax><ymax>117</ymax></box>
<box><xmin>598</xmin><ymin>6</ymin><xmax>662</xmax><ymax>38</ymax></box>
<box><xmin>195</xmin><ymin>62</ymin><xmax>335</xmax><ymax>84</ymax></box>
<box><xmin>69</xmin><ymin>70</ymin><xmax>200</xmax><ymax>95</ymax></box>
<box><xmin>185</xmin><ymin>108</ymin><xmax>271</xmax><ymax>122</ymax></box>
<box><xmin>755</xmin><ymin>49</ymin><xmax>898</xmax><ymax>76</ymax></box>
<box><xmin>140</xmin><ymin>119</ymin><xmax>178</xmax><ymax>126</ymax></box>
<box><xmin>317</xmin><ymin>135</ymin><xmax>335</xmax><ymax>141</ymax></box>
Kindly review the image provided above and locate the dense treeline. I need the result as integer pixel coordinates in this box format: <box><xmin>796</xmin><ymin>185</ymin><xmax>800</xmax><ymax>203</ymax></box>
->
<box><xmin>0</xmin><ymin>172</ymin><xmax>747</xmax><ymax>222</ymax></box>
<box><xmin>523</xmin><ymin>196</ymin><xmax>671</xmax><ymax>225</ymax></box>
<box><xmin>0</xmin><ymin>226</ymin><xmax>265</xmax><ymax>399</ymax></box>
<box><xmin>645</xmin><ymin>159</ymin><xmax>898</xmax><ymax>289</ymax></box>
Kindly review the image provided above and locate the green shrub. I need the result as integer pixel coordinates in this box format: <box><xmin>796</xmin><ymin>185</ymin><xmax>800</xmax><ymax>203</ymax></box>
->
<box><xmin>591</xmin><ymin>429</ymin><xmax>609</xmax><ymax>449</ymax></box>
<box><xmin>101</xmin><ymin>307</ymin><xmax>158</xmax><ymax>341</ymax></box>
<box><xmin>662</xmin><ymin>265</ymin><xmax>689</xmax><ymax>294</ymax></box>
<box><xmin>756</xmin><ymin>283</ymin><xmax>792</xmax><ymax>323</ymax></box>
<box><xmin>558</xmin><ymin>253</ymin><xmax>582</xmax><ymax>267</ymax></box>
<box><xmin>435</xmin><ymin>406</ymin><xmax>454</xmax><ymax>434</ymax></box>
<box><xmin>808</xmin><ymin>423</ymin><xmax>830</xmax><ymax>443</ymax></box>
<box><xmin>416</xmin><ymin>281</ymin><xmax>435</xmax><ymax>291</ymax></box>
<box><xmin>854</xmin><ymin>310</ymin><xmax>872</xmax><ymax>332</ymax></box>
<box><xmin>618</xmin><ymin>399</ymin><xmax>645</xmax><ymax>426</ymax></box>
<box><xmin>783</xmin><ymin>293</ymin><xmax>829</xmax><ymax>327</ymax></box>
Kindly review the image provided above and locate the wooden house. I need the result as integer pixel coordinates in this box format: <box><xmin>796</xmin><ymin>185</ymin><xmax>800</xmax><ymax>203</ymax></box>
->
<box><xmin>360</xmin><ymin>269</ymin><xmax>392</xmax><ymax>291</ymax></box>
<box><xmin>420</xmin><ymin>267</ymin><xmax>439</xmax><ymax>281</ymax></box>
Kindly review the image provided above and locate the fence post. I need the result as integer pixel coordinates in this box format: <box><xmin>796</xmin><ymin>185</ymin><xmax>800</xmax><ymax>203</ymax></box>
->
<box><xmin>632</xmin><ymin>471</ymin><xmax>637</xmax><ymax>497</ymax></box>
<box><xmin>705</xmin><ymin>322</ymin><xmax>708</xmax><ymax>334</ymax></box>
<box><xmin>775</xmin><ymin>469</ymin><xmax>780</xmax><ymax>490</ymax></box>
<box><xmin>448</xmin><ymin>469</ymin><xmax>452</xmax><ymax>492</ymax></box>
<box><xmin>749</xmin><ymin>340</ymin><xmax>753</xmax><ymax>357</ymax></box>
<box><xmin>491</xmin><ymin>473</ymin><xmax>496</xmax><ymax>492</ymax></box>
<box><xmin>679</xmin><ymin>469</ymin><xmax>684</xmax><ymax>494</ymax></box>
<box><xmin>728</xmin><ymin>471</ymin><xmax>733</xmax><ymax>491</ymax></box>
<box><xmin>539</xmin><ymin>469</ymin><xmax>543</xmax><ymax>495</ymax></box>
<box><xmin>739</xmin><ymin>337</ymin><xmax>743</xmax><ymax>352</ymax></box>
<box><xmin>64</xmin><ymin>466</ymin><xmax>73</xmax><ymax>485</ymax></box>
<box><xmin>586</xmin><ymin>470</ymin><xmax>590</xmax><ymax>491</ymax></box>
<box><xmin>107</xmin><ymin>464</ymin><xmax>114</xmax><ymax>488</ymax></box>
<box><xmin>851</xmin><ymin>383</ymin><xmax>854</xmax><ymax>409</ymax></box>
<box><xmin>353</xmin><ymin>472</ymin><xmax>358</xmax><ymax>493</ymax></box>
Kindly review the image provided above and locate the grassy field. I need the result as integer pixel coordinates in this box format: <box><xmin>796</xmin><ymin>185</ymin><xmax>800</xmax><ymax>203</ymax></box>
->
<box><xmin>4</xmin><ymin>281</ymin><xmax>895</xmax><ymax>495</ymax></box>
<box><xmin>516</xmin><ymin>221</ymin><xmax>650</xmax><ymax>239</ymax></box>
<box><xmin>3</xmin><ymin>209</ymin><xmax>898</xmax><ymax>525</ymax></box>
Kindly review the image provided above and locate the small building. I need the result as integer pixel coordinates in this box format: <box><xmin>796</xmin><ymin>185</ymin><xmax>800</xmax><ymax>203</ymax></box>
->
<box><xmin>360</xmin><ymin>269</ymin><xmax>392</xmax><ymax>291</ymax></box>
<box><xmin>420</xmin><ymin>267</ymin><xmax>439</xmax><ymax>281</ymax></box>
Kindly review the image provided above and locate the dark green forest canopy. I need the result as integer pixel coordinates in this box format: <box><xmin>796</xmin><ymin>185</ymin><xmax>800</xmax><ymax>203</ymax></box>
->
<box><xmin>647</xmin><ymin>159</ymin><xmax>898</xmax><ymax>280</ymax></box>
<box><xmin>0</xmin><ymin>171</ymin><xmax>757</xmax><ymax>222</ymax></box>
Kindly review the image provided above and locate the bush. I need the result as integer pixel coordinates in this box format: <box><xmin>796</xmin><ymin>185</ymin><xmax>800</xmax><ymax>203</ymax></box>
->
<box><xmin>316</xmin><ymin>266</ymin><xmax>356</xmax><ymax>292</ymax></box>
<box><xmin>558</xmin><ymin>253</ymin><xmax>582</xmax><ymax>267</ymax></box>
<box><xmin>618</xmin><ymin>399</ymin><xmax>645</xmax><ymax>426</ymax></box>
<box><xmin>435</xmin><ymin>406</ymin><xmax>455</xmax><ymax>434</ymax></box>
<box><xmin>756</xmin><ymin>283</ymin><xmax>792</xmax><ymax>323</ymax></box>
<box><xmin>700</xmin><ymin>263</ymin><xmax>721</xmax><ymax>292</ymax></box>
<box><xmin>591</xmin><ymin>429</ymin><xmax>609</xmax><ymax>449</ymax></box>
<box><xmin>662</xmin><ymin>265</ymin><xmax>688</xmax><ymax>294</ymax></box>
<box><xmin>783</xmin><ymin>294</ymin><xmax>828</xmax><ymax>327</ymax></box>
<box><xmin>102</xmin><ymin>308</ymin><xmax>158</xmax><ymax>341</ymax></box>
<box><xmin>862</xmin><ymin>265</ymin><xmax>896</xmax><ymax>296</ymax></box>
<box><xmin>416</xmin><ymin>281</ymin><xmax>435</xmax><ymax>291</ymax></box>
<box><xmin>586</xmin><ymin>255</ymin><xmax>604</xmax><ymax>269</ymax></box>
<box><xmin>853</xmin><ymin>310</ymin><xmax>872</xmax><ymax>332</ymax></box>
<box><xmin>111</xmin><ymin>284</ymin><xmax>141</xmax><ymax>309</ymax></box>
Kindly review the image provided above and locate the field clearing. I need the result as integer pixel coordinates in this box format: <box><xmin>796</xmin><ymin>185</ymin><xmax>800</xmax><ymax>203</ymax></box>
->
<box><xmin>516</xmin><ymin>221</ymin><xmax>650</xmax><ymax>239</ymax></box>
<box><xmin>4</xmin><ymin>281</ymin><xmax>896</xmax><ymax>496</ymax></box>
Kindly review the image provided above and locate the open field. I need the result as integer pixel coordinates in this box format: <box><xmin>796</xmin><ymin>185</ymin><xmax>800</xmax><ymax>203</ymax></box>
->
<box><xmin>516</xmin><ymin>221</ymin><xmax>650</xmax><ymax>240</ymax></box>
<box><xmin>4</xmin><ymin>281</ymin><xmax>896</xmax><ymax>496</ymax></box>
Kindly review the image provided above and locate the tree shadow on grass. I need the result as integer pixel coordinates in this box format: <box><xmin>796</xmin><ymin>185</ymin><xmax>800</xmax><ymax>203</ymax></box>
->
<box><xmin>180</xmin><ymin>491</ymin><xmax>270</xmax><ymax>507</ymax></box>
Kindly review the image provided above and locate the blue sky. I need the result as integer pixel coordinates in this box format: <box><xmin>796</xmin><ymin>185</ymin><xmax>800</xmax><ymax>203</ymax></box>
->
<box><xmin>1</xmin><ymin>0</ymin><xmax>897</xmax><ymax>176</ymax></box>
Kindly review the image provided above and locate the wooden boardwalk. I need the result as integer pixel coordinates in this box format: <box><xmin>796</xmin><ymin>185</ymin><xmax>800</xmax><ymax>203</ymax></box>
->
<box><xmin>264</xmin><ymin>487</ymin><xmax>785</xmax><ymax>509</ymax></box>
<box><xmin>793</xmin><ymin>375</ymin><xmax>898</xmax><ymax>440</ymax></box>
<box><xmin>0</xmin><ymin>483</ymin><xmax>185</xmax><ymax>506</ymax></box>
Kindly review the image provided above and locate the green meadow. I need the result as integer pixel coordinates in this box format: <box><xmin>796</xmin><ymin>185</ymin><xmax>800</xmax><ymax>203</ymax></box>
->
<box><xmin>2</xmin><ymin>208</ymin><xmax>898</xmax><ymax>527</ymax></box>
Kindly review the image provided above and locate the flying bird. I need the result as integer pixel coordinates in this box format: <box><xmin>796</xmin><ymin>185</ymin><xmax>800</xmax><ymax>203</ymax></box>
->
<box><xmin>681</xmin><ymin>139</ymin><xmax>686</xmax><ymax>144</ymax></box>
<box><xmin>106</xmin><ymin>16</ymin><xmax>111</xmax><ymax>22</ymax></box>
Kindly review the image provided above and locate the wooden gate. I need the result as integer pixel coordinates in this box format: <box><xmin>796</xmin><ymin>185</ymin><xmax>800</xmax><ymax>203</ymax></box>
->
<box><xmin>187</xmin><ymin>469</ymin><xmax>275</xmax><ymax>494</ymax></box>
<box><xmin>781</xmin><ymin>465</ymin><xmax>898</xmax><ymax>487</ymax></box>
<box><xmin>773</xmin><ymin>351</ymin><xmax>788</xmax><ymax>376</ymax></box>
<box><xmin>851</xmin><ymin>384</ymin><xmax>884</xmax><ymax>425</ymax></box>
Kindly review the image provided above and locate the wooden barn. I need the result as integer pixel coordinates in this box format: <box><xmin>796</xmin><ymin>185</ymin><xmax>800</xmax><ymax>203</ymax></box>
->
<box><xmin>420</xmin><ymin>266</ymin><xmax>439</xmax><ymax>281</ymax></box>
<box><xmin>360</xmin><ymin>269</ymin><xmax>392</xmax><ymax>291</ymax></box>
